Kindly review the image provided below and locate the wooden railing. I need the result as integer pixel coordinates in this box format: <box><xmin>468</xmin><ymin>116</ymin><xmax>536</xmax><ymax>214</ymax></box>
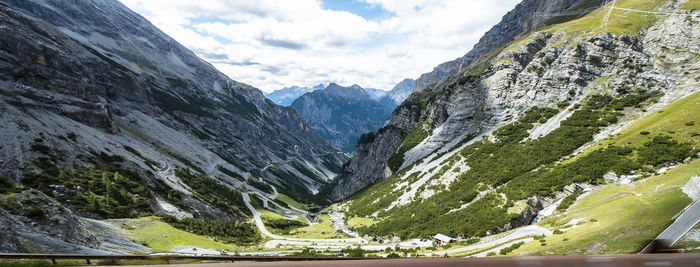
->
<box><xmin>0</xmin><ymin>253</ymin><xmax>378</xmax><ymax>264</ymax></box>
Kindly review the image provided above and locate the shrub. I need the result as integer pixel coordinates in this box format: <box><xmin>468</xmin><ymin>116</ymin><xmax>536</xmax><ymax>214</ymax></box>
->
<box><xmin>30</xmin><ymin>143</ymin><xmax>51</xmax><ymax>155</ymax></box>
<box><xmin>486</xmin><ymin>251</ymin><xmax>497</xmax><ymax>256</ymax></box>
<box><xmin>0</xmin><ymin>176</ymin><xmax>16</xmax><ymax>194</ymax></box>
<box><xmin>556</xmin><ymin>190</ymin><xmax>583</xmax><ymax>211</ymax></box>
<box><xmin>357</xmin><ymin>132</ymin><xmax>376</xmax><ymax>145</ymax></box>
<box><xmin>27</xmin><ymin>205</ymin><xmax>45</xmax><ymax>218</ymax></box>
<box><xmin>22</xmin><ymin>158</ymin><xmax>152</xmax><ymax>218</ymax></box>
<box><xmin>388</xmin><ymin>122</ymin><xmax>432</xmax><ymax>171</ymax></box>
<box><xmin>175</xmin><ymin>167</ymin><xmax>248</xmax><ymax>216</ymax></box>
<box><xmin>161</xmin><ymin>215</ymin><xmax>260</xmax><ymax>245</ymax></box>
<box><xmin>520</xmin><ymin>106</ymin><xmax>559</xmax><ymax>124</ymax></box>
<box><xmin>66</xmin><ymin>132</ymin><xmax>77</xmax><ymax>141</ymax></box>
<box><xmin>247</xmin><ymin>177</ymin><xmax>274</xmax><ymax>194</ymax></box>
<box><xmin>637</xmin><ymin>135</ymin><xmax>695</xmax><ymax>167</ymax></box>
<box><xmin>262</xmin><ymin>216</ymin><xmax>306</xmax><ymax>231</ymax></box>
<box><xmin>499</xmin><ymin>241</ymin><xmax>525</xmax><ymax>255</ymax></box>
<box><xmin>494</xmin><ymin>122</ymin><xmax>533</xmax><ymax>143</ymax></box>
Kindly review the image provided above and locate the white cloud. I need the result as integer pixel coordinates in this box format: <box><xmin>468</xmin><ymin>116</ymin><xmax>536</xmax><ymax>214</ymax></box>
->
<box><xmin>119</xmin><ymin>0</ymin><xmax>519</xmax><ymax>92</ymax></box>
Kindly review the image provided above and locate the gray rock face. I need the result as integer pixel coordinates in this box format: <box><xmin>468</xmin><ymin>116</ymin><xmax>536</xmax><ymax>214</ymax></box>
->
<box><xmin>291</xmin><ymin>83</ymin><xmax>392</xmax><ymax>153</ymax></box>
<box><xmin>412</xmin><ymin>0</ymin><xmax>588</xmax><ymax>93</ymax></box>
<box><xmin>0</xmin><ymin>0</ymin><xmax>344</xmax><ymax>221</ymax></box>
<box><xmin>0</xmin><ymin>190</ymin><xmax>100</xmax><ymax>253</ymax></box>
<box><xmin>330</xmin><ymin>0</ymin><xmax>699</xmax><ymax>201</ymax></box>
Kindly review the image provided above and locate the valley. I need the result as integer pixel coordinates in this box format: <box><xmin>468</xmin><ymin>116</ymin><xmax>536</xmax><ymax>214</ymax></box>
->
<box><xmin>0</xmin><ymin>0</ymin><xmax>698</xmax><ymax>263</ymax></box>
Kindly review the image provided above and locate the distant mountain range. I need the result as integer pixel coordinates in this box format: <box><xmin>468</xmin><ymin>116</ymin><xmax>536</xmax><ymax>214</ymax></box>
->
<box><xmin>377</xmin><ymin>78</ymin><xmax>415</xmax><ymax>109</ymax></box>
<box><xmin>364</xmin><ymin>87</ymin><xmax>389</xmax><ymax>100</ymax></box>
<box><xmin>264</xmin><ymin>84</ymin><xmax>326</xmax><ymax>106</ymax></box>
<box><xmin>266</xmin><ymin>79</ymin><xmax>414</xmax><ymax>109</ymax></box>
<box><xmin>290</xmin><ymin>83</ymin><xmax>393</xmax><ymax>153</ymax></box>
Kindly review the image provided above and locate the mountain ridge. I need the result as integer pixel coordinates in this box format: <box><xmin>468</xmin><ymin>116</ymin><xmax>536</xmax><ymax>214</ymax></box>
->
<box><xmin>265</xmin><ymin>84</ymin><xmax>326</xmax><ymax>106</ymax></box>
<box><xmin>291</xmin><ymin>83</ymin><xmax>392</xmax><ymax>153</ymax></box>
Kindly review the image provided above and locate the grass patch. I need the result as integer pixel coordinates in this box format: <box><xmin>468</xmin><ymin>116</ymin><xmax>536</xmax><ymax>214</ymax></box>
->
<box><xmin>579</xmin><ymin>90</ymin><xmax>700</xmax><ymax>157</ymax></box>
<box><xmin>517</xmin><ymin>159</ymin><xmax>698</xmax><ymax>255</ymax></box>
<box><xmin>279</xmin><ymin>214</ymin><xmax>349</xmax><ymax>239</ymax></box>
<box><xmin>387</xmin><ymin>121</ymin><xmax>432</xmax><ymax>171</ymax></box>
<box><xmin>347</xmin><ymin>216</ymin><xmax>379</xmax><ymax>230</ymax></box>
<box><xmin>544</xmin><ymin>0</ymin><xmax>667</xmax><ymax>38</ymax></box>
<box><xmin>680</xmin><ymin>0</ymin><xmax>700</xmax><ymax>10</ymax></box>
<box><xmin>125</xmin><ymin>217</ymin><xmax>243</xmax><ymax>253</ymax></box>
<box><xmin>276</xmin><ymin>193</ymin><xmax>313</xmax><ymax>210</ymax></box>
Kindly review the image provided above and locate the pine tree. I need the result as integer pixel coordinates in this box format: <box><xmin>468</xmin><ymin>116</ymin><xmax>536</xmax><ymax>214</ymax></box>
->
<box><xmin>88</xmin><ymin>193</ymin><xmax>100</xmax><ymax>212</ymax></box>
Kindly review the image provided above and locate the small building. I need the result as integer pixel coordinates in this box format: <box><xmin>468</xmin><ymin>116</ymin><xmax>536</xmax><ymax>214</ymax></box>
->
<box><xmin>432</xmin><ymin>234</ymin><xmax>455</xmax><ymax>247</ymax></box>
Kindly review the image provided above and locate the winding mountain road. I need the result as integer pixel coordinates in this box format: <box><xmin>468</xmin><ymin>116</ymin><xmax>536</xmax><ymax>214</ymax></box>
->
<box><xmin>640</xmin><ymin>199</ymin><xmax>700</xmax><ymax>253</ymax></box>
<box><xmin>424</xmin><ymin>226</ymin><xmax>551</xmax><ymax>257</ymax></box>
<box><xmin>241</xmin><ymin>193</ymin><xmax>366</xmax><ymax>248</ymax></box>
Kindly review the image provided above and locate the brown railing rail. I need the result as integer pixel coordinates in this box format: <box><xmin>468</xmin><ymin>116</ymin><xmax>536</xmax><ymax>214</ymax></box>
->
<box><xmin>0</xmin><ymin>253</ymin><xmax>379</xmax><ymax>264</ymax></box>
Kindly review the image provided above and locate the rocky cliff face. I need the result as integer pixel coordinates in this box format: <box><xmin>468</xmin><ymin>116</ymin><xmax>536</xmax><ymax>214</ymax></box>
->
<box><xmin>330</xmin><ymin>0</ymin><xmax>699</xmax><ymax>201</ymax></box>
<box><xmin>291</xmin><ymin>84</ymin><xmax>392</xmax><ymax>153</ymax></box>
<box><xmin>412</xmin><ymin>0</ymin><xmax>595</xmax><ymax>93</ymax></box>
<box><xmin>0</xmin><ymin>0</ymin><xmax>345</xmax><ymax>244</ymax></box>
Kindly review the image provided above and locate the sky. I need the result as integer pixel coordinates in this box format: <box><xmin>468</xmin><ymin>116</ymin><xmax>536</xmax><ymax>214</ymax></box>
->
<box><xmin>119</xmin><ymin>0</ymin><xmax>520</xmax><ymax>93</ymax></box>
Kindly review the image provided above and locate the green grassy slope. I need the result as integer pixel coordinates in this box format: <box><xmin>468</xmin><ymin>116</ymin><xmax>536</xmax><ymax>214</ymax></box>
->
<box><xmin>124</xmin><ymin>217</ymin><xmax>243</xmax><ymax>253</ymax></box>
<box><xmin>508</xmin><ymin>91</ymin><xmax>700</xmax><ymax>255</ymax></box>
<box><xmin>514</xmin><ymin>159</ymin><xmax>697</xmax><ymax>255</ymax></box>
<box><xmin>586</xmin><ymin>91</ymin><xmax>700</xmax><ymax>151</ymax></box>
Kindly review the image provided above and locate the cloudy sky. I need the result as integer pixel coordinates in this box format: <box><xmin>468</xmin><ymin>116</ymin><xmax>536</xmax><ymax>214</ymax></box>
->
<box><xmin>119</xmin><ymin>0</ymin><xmax>520</xmax><ymax>93</ymax></box>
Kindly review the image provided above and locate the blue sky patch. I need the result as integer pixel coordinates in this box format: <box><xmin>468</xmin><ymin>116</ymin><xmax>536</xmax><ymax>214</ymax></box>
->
<box><xmin>321</xmin><ymin>0</ymin><xmax>393</xmax><ymax>21</ymax></box>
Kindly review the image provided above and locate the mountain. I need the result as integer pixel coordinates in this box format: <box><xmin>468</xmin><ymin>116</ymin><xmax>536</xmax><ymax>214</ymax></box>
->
<box><xmin>290</xmin><ymin>83</ymin><xmax>393</xmax><ymax>153</ymax></box>
<box><xmin>329</xmin><ymin>0</ymin><xmax>592</xmax><ymax>200</ymax></box>
<box><xmin>377</xmin><ymin>78</ymin><xmax>415</xmax><ymax>109</ymax></box>
<box><xmin>329</xmin><ymin>0</ymin><xmax>699</xmax><ymax>245</ymax></box>
<box><xmin>0</xmin><ymin>0</ymin><xmax>346</xmax><ymax>252</ymax></box>
<box><xmin>265</xmin><ymin>84</ymin><xmax>326</xmax><ymax>106</ymax></box>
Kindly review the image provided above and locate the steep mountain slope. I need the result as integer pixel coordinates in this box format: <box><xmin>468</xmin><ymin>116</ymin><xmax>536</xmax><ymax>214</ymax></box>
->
<box><xmin>265</xmin><ymin>84</ymin><xmax>326</xmax><ymax>106</ymax></box>
<box><xmin>330</xmin><ymin>0</ymin><xmax>697</xmax><ymax>200</ymax></box>
<box><xmin>330</xmin><ymin>0</ymin><xmax>601</xmax><ymax>200</ymax></box>
<box><xmin>0</xmin><ymin>0</ymin><xmax>345</xmax><ymax>252</ymax></box>
<box><xmin>291</xmin><ymin>84</ymin><xmax>393</xmax><ymax>153</ymax></box>
<box><xmin>411</xmin><ymin>0</ymin><xmax>598</xmax><ymax>93</ymax></box>
<box><xmin>377</xmin><ymin>78</ymin><xmax>415</xmax><ymax>109</ymax></box>
<box><xmin>332</xmin><ymin>0</ymin><xmax>699</xmax><ymax>241</ymax></box>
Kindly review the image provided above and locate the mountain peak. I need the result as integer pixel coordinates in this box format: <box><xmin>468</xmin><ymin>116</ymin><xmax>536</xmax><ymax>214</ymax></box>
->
<box><xmin>322</xmin><ymin>83</ymin><xmax>371</xmax><ymax>100</ymax></box>
<box><xmin>291</xmin><ymin>83</ymin><xmax>392</xmax><ymax>153</ymax></box>
<box><xmin>265</xmin><ymin>84</ymin><xmax>325</xmax><ymax>106</ymax></box>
